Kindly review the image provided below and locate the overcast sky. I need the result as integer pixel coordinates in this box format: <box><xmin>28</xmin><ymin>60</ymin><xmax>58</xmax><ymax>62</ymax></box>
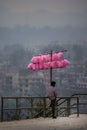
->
<box><xmin>0</xmin><ymin>0</ymin><xmax>87</xmax><ymax>28</ymax></box>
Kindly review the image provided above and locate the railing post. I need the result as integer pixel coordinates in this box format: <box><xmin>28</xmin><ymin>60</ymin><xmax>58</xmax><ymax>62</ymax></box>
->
<box><xmin>55</xmin><ymin>99</ymin><xmax>58</xmax><ymax>117</ymax></box>
<box><xmin>1</xmin><ymin>97</ymin><xmax>3</xmax><ymax>122</ymax></box>
<box><xmin>16</xmin><ymin>98</ymin><xmax>19</xmax><ymax>120</ymax></box>
<box><xmin>43</xmin><ymin>98</ymin><xmax>46</xmax><ymax>117</ymax></box>
<box><xmin>31</xmin><ymin>97</ymin><xmax>33</xmax><ymax>118</ymax></box>
<box><xmin>50</xmin><ymin>50</ymin><xmax>53</xmax><ymax>85</ymax></box>
<box><xmin>27</xmin><ymin>98</ymin><xmax>30</xmax><ymax>119</ymax></box>
<box><xmin>77</xmin><ymin>97</ymin><xmax>79</xmax><ymax>117</ymax></box>
<box><xmin>56</xmin><ymin>100</ymin><xmax>59</xmax><ymax>117</ymax></box>
<box><xmin>67</xmin><ymin>97</ymin><xmax>70</xmax><ymax>117</ymax></box>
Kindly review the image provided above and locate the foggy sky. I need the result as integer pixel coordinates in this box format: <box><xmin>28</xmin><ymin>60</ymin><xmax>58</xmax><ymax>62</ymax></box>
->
<box><xmin>0</xmin><ymin>0</ymin><xmax>87</xmax><ymax>28</ymax></box>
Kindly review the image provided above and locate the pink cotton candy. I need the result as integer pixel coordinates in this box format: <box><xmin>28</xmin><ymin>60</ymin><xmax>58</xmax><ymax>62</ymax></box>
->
<box><xmin>50</xmin><ymin>61</ymin><xmax>56</xmax><ymax>68</ymax></box>
<box><xmin>43</xmin><ymin>55</ymin><xmax>47</xmax><ymax>62</ymax></box>
<box><xmin>51</xmin><ymin>61</ymin><xmax>64</xmax><ymax>68</ymax></box>
<box><xmin>57</xmin><ymin>52</ymin><xmax>64</xmax><ymax>60</ymax></box>
<box><xmin>40</xmin><ymin>55</ymin><xmax>51</xmax><ymax>63</ymax></box>
<box><xmin>35</xmin><ymin>56</ymin><xmax>40</xmax><ymax>63</ymax></box>
<box><xmin>28</xmin><ymin>63</ymin><xmax>40</xmax><ymax>70</ymax></box>
<box><xmin>52</xmin><ymin>53</ymin><xmax>58</xmax><ymax>61</ymax></box>
<box><xmin>27</xmin><ymin>63</ymin><xmax>33</xmax><ymax>70</ymax></box>
<box><xmin>45</xmin><ymin>54</ymin><xmax>51</xmax><ymax>62</ymax></box>
<box><xmin>43</xmin><ymin>62</ymin><xmax>50</xmax><ymax>69</ymax></box>
<box><xmin>35</xmin><ymin>56</ymin><xmax>42</xmax><ymax>63</ymax></box>
<box><xmin>62</xmin><ymin>59</ymin><xmax>70</xmax><ymax>67</ymax></box>
<box><xmin>34</xmin><ymin>64</ymin><xmax>40</xmax><ymax>70</ymax></box>
<box><xmin>39</xmin><ymin>62</ymin><xmax>44</xmax><ymax>69</ymax></box>
<box><xmin>50</xmin><ymin>61</ymin><xmax>61</xmax><ymax>68</ymax></box>
<box><xmin>28</xmin><ymin>52</ymin><xmax>70</xmax><ymax>71</ymax></box>
<box><xmin>27</xmin><ymin>63</ymin><xmax>37</xmax><ymax>70</ymax></box>
<box><xmin>31</xmin><ymin>56</ymin><xmax>43</xmax><ymax>63</ymax></box>
<box><xmin>56</xmin><ymin>61</ymin><xmax>63</xmax><ymax>68</ymax></box>
<box><xmin>40</xmin><ymin>55</ymin><xmax>44</xmax><ymax>62</ymax></box>
<box><xmin>31</xmin><ymin>56</ymin><xmax>38</xmax><ymax>63</ymax></box>
<box><xmin>47</xmin><ymin>54</ymin><xmax>51</xmax><ymax>62</ymax></box>
<box><xmin>31</xmin><ymin>64</ymin><xmax>36</xmax><ymax>70</ymax></box>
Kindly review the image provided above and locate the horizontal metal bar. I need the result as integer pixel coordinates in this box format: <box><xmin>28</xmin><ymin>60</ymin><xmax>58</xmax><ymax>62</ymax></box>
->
<box><xmin>3</xmin><ymin>107</ymin><xmax>45</xmax><ymax>111</ymax></box>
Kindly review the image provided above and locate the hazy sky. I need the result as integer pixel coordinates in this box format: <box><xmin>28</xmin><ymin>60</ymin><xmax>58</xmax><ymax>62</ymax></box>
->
<box><xmin>0</xmin><ymin>0</ymin><xmax>87</xmax><ymax>28</ymax></box>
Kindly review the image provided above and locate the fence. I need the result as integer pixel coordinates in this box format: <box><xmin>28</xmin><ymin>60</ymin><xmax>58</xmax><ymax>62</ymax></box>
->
<box><xmin>56</xmin><ymin>96</ymin><xmax>79</xmax><ymax>117</ymax></box>
<box><xmin>71</xmin><ymin>94</ymin><xmax>87</xmax><ymax>114</ymax></box>
<box><xmin>0</xmin><ymin>95</ymin><xmax>82</xmax><ymax>122</ymax></box>
<box><xmin>0</xmin><ymin>97</ymin><xmax>48</xmax><ymax>121</ymax></box>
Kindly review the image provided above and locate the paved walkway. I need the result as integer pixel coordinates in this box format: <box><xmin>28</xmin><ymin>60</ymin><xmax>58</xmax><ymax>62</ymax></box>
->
<box><xmin>0</xmin><ymin>114</ymin><xmax>87</xmax><ymax>130</ymax></box>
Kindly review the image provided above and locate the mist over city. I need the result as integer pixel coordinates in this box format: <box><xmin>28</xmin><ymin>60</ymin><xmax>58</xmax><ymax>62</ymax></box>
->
<box><xmin>0</xmin><ymin>0</ymin><xmax>87</xmax><ymax>97</ymax></box>
<box><xmin>0</xmin><ymin>30</ymin><xmax>87</xmax><ymax>97</ymax></box>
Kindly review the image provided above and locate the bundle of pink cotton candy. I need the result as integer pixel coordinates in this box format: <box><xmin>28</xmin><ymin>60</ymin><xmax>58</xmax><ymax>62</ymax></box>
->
<box><xmin>31</xmin><ymin>52</ymin><xmax>64</xmax><ymax>64</ymax></box>
<box><xmin>27</xmin><ymin>52</ymin><xmax>70</xmax><ymax>70</ymax></box>
<box><xmin>27</xmin><ymin>59</ymin><xmax>70</xmax><ymax>70</ymax></box>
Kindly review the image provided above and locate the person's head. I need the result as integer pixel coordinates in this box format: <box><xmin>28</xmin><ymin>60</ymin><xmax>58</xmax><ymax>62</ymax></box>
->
<box><xmin>51</xmin><ymin>81</ymin><xmax>56</xmax><ymax>87</ymax></box>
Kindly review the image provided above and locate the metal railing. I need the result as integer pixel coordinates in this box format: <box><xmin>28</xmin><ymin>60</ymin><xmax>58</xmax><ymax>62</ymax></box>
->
<box><xmin>71</xmin><ymin>93</ymin><xmax>87</xmax><ymax>114</ymax></box>
<box><xmin>0</xmin><ymin>95</ymin><xmax>83</xmax><ymax>122</ymax></box>
<box><xmin>0</xmin><ymin>96</ymin><xmax>47</xmax><ymax>121</ymax></box>
<box><xmin>56</xmin><ymin>96</ymin><xmax>79</xmax><ymax>117</ymax></box>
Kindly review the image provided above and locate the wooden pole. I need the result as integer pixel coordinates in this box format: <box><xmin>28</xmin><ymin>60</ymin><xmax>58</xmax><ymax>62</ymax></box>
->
<box><xmin>50</xmin><ymin>49</ymin><xmax>67</xmax><ymax>85</ymax></box>
<box><xmin>50</xmin><ymin>50</ymin><xmax>52</xmax><ymax>85</ymax></box>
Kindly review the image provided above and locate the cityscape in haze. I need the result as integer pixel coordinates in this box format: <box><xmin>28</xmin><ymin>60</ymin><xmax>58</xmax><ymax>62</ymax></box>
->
<box><xmin>0</xmin><ymin>0</ymin><xmax>87</xmax><ymax>95</ymax></box>
<box><xmin>0</xmin><ymin>0</ymin><xmax>87</xmax><ymax>97</ymax></box>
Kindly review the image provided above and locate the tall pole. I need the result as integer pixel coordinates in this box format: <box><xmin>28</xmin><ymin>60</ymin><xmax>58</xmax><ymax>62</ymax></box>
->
<box><xmin>50</xmin><ymin>50</ymin><xmax>52</xmax><ymax>85</ymax></box>
<box><xmin>50</xmin><ymin>49</ymin><xmax>67</xmax><ymax>85</ymax></box>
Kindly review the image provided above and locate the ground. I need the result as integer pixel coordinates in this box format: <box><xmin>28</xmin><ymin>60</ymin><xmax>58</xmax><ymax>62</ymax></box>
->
<box><xmin>0</xmin><ymin>114</ymin><xmax>87</xmax><ymax>130</ymax></box>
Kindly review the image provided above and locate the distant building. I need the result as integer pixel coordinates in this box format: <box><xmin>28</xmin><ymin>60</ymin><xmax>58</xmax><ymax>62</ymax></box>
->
<box><xmin>0</xmin><ymin>63</ymin><xmax>87</xmax><ymax>97</ymax></box>
<box><xmin>77</xmin><ymin>77</ymin><xmax>87</xmax><ymax>89</ymax></box>
<box><xmin>18</xmin><ymin>69</ymin><xmax>46</xmax><ymax>96</ymax></box>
